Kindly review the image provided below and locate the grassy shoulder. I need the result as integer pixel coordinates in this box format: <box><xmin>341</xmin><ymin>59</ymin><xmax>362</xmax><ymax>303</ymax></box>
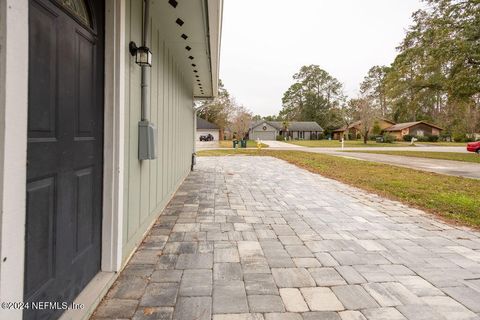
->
<box><xmin>197</xmin><ymin>149</ymin><xmax>480</xmax><ymax>228</ymax></box>
<box><xmin>287</xmin><ymin>140</ymin><xmax>411</xmax><ymax>148</ymax></box>
<box><xmin>419</xmin><ymin>142</ymin><xmax>468</xmax><ymax>146</ymax></box>
<box><xmin>219</xmin><ymin>140</ymin><xmax>269</xmax><ymax>148</ymax></box>
<box><xmin>286</xmin><ymin>139</ymin><xmax>466</xmax><ymax>148</ymax></box>
<box><xmin>343</xmin><ymin>150</ymin><xmax>480</xmax><ymax>164</ymax></box>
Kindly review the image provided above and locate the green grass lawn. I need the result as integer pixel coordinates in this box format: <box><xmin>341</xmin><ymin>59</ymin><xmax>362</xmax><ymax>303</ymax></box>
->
<box><xmin>219</xmin><ymin>140</ymin><xmax>269</xmax><ymax>148</ymax></box>
<box><xmin>343</xmin><ymin>150</ymin><xmax>480</xmax><ymax>164</ymax></box>
<box><xmin>286</xmin><ymin>140</ymin><xmax>466</xmax><ymax>148</ymax></box>
<box><xmin>418</xmin><ymin>142</ymin><xmax>468</xmax><ymax>146</ymax></box>
<box><xmin>287</xmin><ymin>140</ymin><xmax>411</xmax><ymax>148</ymax></box>
<box><xmin>197</xmin><ymin>149</ymin><xmax>480</xmax><ymax>228</ymax></box>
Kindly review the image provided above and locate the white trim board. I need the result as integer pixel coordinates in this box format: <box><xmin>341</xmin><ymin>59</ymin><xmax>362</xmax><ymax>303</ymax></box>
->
<box><xmin>0</xmin><ymin>1</ymin><xmax>29</xmax><ymax>319</ymax></box>
<box><xmin>101</xmin><ymin>0</ymin><xmax>126</xmax><ymax>273</ymax></box>
<box><xmin>58</xmin><ymin>271</ymin><xmax>117</xmax><ymax>320</ymax></box>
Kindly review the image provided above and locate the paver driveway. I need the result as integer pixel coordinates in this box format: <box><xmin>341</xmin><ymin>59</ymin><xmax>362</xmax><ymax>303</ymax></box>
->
<box><xmin>92</xmin><ymin>156</ymin><xmax>480</xmax><ymax>320</ymax></box>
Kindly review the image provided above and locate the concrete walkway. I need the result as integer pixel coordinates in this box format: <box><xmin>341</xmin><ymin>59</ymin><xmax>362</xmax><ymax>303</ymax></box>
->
<box><xmin>92</xmin><ymin>157</ymin><xmax>480</xmax><ymax>320</ymax></box>
<box><xmin>261</xmin><ymin>140</ymin><xmax>303</xmax><ymax>148</ymax></box>
<box><xmin>196</xmin><ymin>141</ymin><xmax>220</xmax><ymax>149</ymax></box>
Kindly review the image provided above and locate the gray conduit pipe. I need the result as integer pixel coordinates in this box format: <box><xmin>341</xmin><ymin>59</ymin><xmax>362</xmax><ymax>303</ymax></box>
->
<box><xmin>141</xmin><ymin>0</ymin><xmax>150</xmax><ymax>121</ymax></box>
<box><xmin>138</xmin><ymin>0</ymin><xmax>156</xmax><ymax>160</ymax></box>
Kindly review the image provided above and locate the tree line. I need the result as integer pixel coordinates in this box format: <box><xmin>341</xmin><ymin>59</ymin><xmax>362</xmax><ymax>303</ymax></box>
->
<box><xmin>199</xmin><ymin>0</ymin><xmax>479</xmax><ymax>141</ymax></box>
<box><xmin>266</xmin><ymin>0</ymin><xmax>480</xmax><ymax>140</ymax></box>
<box><xmin>197</xmin><ymin>80</ymin><xmax>253</xmax><ymax>140</ymax></box>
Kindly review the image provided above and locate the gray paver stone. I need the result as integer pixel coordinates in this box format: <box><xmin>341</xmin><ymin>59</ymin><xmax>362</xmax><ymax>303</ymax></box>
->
<box><xmin>175</xmin><ymin>253</ymin><xmax>213</xmax><ymax>269</ymax></box>
<box><xmin>140</xmin><ymin>283</ymin><xmax>178</xmax><ymax>307</ymax></box>
<box><xmin>303</xmin><ymin>312</ymin><xmax>341</xmax><ymax>320</ymax></box>
<box><xmin>361</xmin><ymin>307</ymin><xmax>407</xmax><ymax>320</ymax></box>
<box><xmin>272</xmin><ymin>268</ymin><xmax>316</xmax><ymax>288</ymax></box>
<box><xmin>244</xmin><ymin>273</ymin><xmax>279</xmax><ymax>295</ymax></box>
<box><xmin>213</xmin><ymin>280</ymin><xmax>248</xmax><ymax>314</ymax></box>
<box><xmin>248</xmin><ymin>295</ymin><xmax>285</xmax><ymax>313</ymax></box>
<box><xmin>173</xmin><ymin>297</ymin><xmax>211</xmax><ymax>320</ymax></box>
<box><xmin>213</xmin><ymin>262</ymin><xmax>242</xmax><ymax>281</ymax></box>
<box><xmin>179</xmin><ymin>269</ymin><xmax>212</xmax><ymax>296</ymax></box>
<box><xmin>332</xmin><ymin>285</ymin><xmax>379</xmax><ymax>310</ymax></box>
<box><xmin>300</xmin><ymin>287</ymin><xmax>344</xmax><ymax>311</ymax></box>
<box><xmin>133</xmin><ymin>307</ymin><xmax>174</xmax><ymax>320</ymax></box>
<box><xmin>151</xmin><ymin>270</ymin><xmax>183</xmax><ymax>283</ymax></box>
<box><xmin>309</xmin><ymin>267</ymin><xmax>347</xmax><ymax>286</ymax></box>
<box><xmin>94</xmin><ymin>299</ymin><xmax>138</xmax><ymax>318</ymax></box>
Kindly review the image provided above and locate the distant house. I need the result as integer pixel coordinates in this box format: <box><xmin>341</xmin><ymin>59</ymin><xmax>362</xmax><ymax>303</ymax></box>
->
<box><xmin>332</xmin><ymin>119</ymin><xmax>443</xmax><ymax>141</ymax></box>
<box><xmin>383</xmin><ymin>121</ymin><xmax>443</xmax><ymax>140</ymax></box>
<box><xmin>332</xmin><ymin>119</ymin><xmax>395</xmax><ymax>140</ymax></box>
<box><xmin>249</xmin><ymin>121</ymin><xmax>323</xmax><ymax>141</ymax></box>
<box><xmin>196</xmin><ymin>117</ymin><xmax>220</xmax><ymax>141</ymax></box>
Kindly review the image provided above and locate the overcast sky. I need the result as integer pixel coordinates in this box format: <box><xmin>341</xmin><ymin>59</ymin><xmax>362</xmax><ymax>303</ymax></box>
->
<box><xmin>219</xmin><ymin>0</ymin><xmax>425</xmax><ymax>116</ymax></box>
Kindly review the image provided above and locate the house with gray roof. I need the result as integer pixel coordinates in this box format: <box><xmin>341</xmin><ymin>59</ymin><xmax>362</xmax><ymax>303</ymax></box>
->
<box><xmin>249</xmin><ymin>121</ymin><xmax>323</xmax><ymax>141</ymax></box>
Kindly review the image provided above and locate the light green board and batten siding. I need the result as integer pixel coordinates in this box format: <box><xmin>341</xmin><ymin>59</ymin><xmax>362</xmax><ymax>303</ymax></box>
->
<box><xmin>122</xmin><ymin>0</ymin><xmax>194</xmax><ymax>260</ymax></box>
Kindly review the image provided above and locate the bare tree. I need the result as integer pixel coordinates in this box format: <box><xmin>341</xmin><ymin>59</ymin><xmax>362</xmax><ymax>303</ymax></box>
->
<box><xmin>353</xmin><ymin>96</ymin><xmax>377</xmax><ymax>144</ymax></box>
<box><xmin>340</xmin><ymin>101</ymin><xmax>357</xmax><ymax>140</ymax></box>
<box><xmin>231</xmin><ymin>105</ymin><xmax>252</xmax><ymax>140</ymax></box>
<box><xmin>197</xmin><ymin>80</ymin><xmax>235</xmax><ymax>140</ymax></box>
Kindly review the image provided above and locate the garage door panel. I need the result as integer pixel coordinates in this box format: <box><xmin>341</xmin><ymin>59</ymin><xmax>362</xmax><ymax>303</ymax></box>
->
<box><xmin>253</xmin><ymin>131</ymin><xmax>276</xmax><ymax>141</ymax></box>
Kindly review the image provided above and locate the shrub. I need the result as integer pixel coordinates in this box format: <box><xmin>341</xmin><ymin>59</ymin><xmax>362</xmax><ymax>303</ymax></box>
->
<box><xmin>403</xmin><ymin>134</ymin><xmax>414</xmax><ymax>142</ymax></box>
<box><xmin>416</xmin><ymin>135</ymin><xmax>429</xmax><ymax>142</ymax></box>
<box><xmin>348</xmin><ymin>133</ymin><xmax>355</xmax><ymax>140</ymax></box>
<box><xmin>317</xmin><ymin>133</ymin><xmax>325</xmax><ymax>140</ymax></box>
<box><xmin>382</xmin><ymin>133</ymin><xmax>395</xmax><ymax>143</ymax></box>
<box><xmin>453</xmin><ymin>133</ymin><xmax>467</xmax><ymax>142</ymax></box>
<box><xmin>276</xmin><ymin>135</ymin><xmax>284</xmax><ymax>141</ymax></box>
<box><xmin>427</xmin><ymin>135</ymin><xmax>439</xmax><ymax>142</ymax></box>
<box><xmin>439</xmin><ymin>133</ymin><xmax>451</xmax><ymax>141</ymax></box>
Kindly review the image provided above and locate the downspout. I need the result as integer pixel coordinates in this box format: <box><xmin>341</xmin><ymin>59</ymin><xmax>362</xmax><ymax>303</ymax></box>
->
<box><xmin>192</xmin><ymin>107</ymin><xmax>197</xmax><ymax>171</ymax></box>
<box><xmin>192</xmin><ymin>104</ymin><xmax>209</xmax><ymax>170</ymax></box>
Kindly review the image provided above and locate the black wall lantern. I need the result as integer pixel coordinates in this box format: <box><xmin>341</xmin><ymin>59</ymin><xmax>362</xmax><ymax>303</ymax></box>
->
<box><xmin>129</xmin><ymin>41</ymin><xmax>152</xmax><ymax>67</ymax></box>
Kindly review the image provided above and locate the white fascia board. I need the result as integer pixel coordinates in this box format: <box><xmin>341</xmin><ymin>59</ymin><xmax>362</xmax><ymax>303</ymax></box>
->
<box><xmin>207</xmin><ymin>0</ymin><xmax>223</xmax><ymax>97</ymax></box>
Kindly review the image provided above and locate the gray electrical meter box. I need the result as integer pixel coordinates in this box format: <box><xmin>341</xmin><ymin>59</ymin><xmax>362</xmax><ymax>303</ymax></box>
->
<box><xmin>138</xmin><ymin>120</ymin><xmax>157</xmax><ymax>160</ymax></box>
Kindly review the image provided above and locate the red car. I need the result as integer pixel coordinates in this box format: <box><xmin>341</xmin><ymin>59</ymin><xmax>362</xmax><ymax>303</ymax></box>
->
<box><xmin>467</xmin><ymin>141</ymin><xmax>480</xmax><ymax>154</ymax></box>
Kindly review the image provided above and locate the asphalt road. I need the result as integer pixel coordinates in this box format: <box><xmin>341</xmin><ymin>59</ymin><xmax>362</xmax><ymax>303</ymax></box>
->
<box><xmin>331</xmin><ymin>151</ymin><xmax>480</xmax><ymax>179</ymax></box>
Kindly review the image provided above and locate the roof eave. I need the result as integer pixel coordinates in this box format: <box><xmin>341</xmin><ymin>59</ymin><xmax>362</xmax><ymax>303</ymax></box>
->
<box><xmin>206</xmin><ymin>0</ymin><xmax>223</xmax><ymax>98</ymax></box>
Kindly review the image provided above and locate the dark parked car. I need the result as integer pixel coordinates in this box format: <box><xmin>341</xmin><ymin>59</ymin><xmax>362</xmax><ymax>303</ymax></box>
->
<box><xmin>467</xmin><ymin>141</ymin><xmax>480</xmax><ymax>154</ymax></box>
<box><xmin>200</xmin><ymin>134</ymin><xmax>214</xmax><ymax>141</ymax></box>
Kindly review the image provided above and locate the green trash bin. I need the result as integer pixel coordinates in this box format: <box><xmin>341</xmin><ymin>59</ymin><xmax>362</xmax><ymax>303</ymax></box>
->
<box><xmin>232</xmin><ymin>140</ymin><xmax>238</xmax><ymax>148</ymax></box>
<box><xmin>240</xmin><ymin>140</ymin><xmax>247</xmax><ymax>148</ymax></box>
